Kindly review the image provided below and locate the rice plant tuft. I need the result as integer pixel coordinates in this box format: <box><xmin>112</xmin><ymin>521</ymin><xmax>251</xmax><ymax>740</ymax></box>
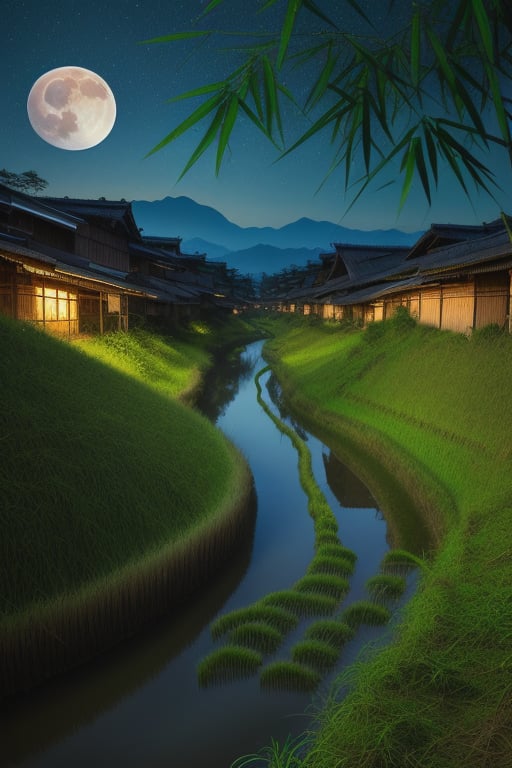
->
<box><xmin>211</xmin><ymin>605</ymin><xmax>298</xmax><ymax>639</ymax></box>
<box><xmin>197</xmin><ymin>645</ymin><xmax>262</xmax><ymax>686</ymax></box>
<box><xmin>260</xmin><ymin>661</ymin><xmax>321</xmax><ymax>692</ymax></box>
<box><xmin>366</xmin><ymin>574</ymin><xmax>407</xmax><ymax>600</ymax></box>
<box><xmin>261</xmin><ymin>590</ymin><xmax>338</xmax><ymax>617</ymax></box>
<box><xmin>343</xmin><ymin>601</ymin><xmax>391</xmax><ymax>627</ymax></box>
<box><xmin>292</xmin><ymin>638</ymin><xmax>340</xmax><ymax>670</ymax></box>
<box><xmin>308</xmin><ymin>554</ymin><xmax>355</xmax><ymax>578</ymax></box>
<box><xmin>295</xmin><ymin>574</ymin><xmax>350</xmax><ymax>601</ymax></box>
<box><xmin>305</xmin><ymin>619</ymin><xmax>355</xmax><ymax>647</ymax></box>
<box><xmin>229</xmin><ymin>622</ymin><xmax>284</xmax><ymax>655</ymax></box>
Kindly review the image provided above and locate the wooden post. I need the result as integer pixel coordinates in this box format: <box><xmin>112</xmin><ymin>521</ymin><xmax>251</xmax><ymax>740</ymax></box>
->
<box><xmin>99</xmin><ymin>291</ymin><xmax>104</xmax><ymax>335</ymax></box>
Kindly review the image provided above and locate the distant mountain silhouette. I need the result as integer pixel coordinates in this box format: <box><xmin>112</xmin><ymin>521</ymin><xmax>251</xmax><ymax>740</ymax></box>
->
<box><xmin>218</xmin><ymin>244</ymin><xmax>324</xmax><ymax>275</ymax></box>
<box><xmin>181</xmin><ymin>237</ymin><xmax>231</xmax><ymax>261</ymax></box>
<box><xmin>132</xmin><ymin>195</ymin><xmax>423</xmax><ymax>273</ymax></box>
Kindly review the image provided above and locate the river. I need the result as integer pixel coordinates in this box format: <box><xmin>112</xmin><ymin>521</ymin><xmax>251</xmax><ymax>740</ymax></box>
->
<box><xmin>1</xmin><ymin>339</ymin><xmax>417</xmax><ymax>768</ymax></box>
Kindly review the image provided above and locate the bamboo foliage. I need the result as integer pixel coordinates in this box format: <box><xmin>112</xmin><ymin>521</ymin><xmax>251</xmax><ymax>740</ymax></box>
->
<box><xmin>143</xmin><ymin>0</ymin><xmax>511</xmax><ymax>210</ymax></box>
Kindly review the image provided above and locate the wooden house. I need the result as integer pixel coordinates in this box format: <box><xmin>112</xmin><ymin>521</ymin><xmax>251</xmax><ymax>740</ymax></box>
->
<box><xmin>0</xmin><ymin>186</ymin><xmax>154</xmax><ymax>335</ymax></box>
<box><xmin>272</xmin><ymin>218</ymin><xmax>512</xmax><ymax>335</ymax></box>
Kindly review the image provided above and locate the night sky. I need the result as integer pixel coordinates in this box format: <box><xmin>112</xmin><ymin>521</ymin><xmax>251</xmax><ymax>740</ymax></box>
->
<box><xmin>2</xmin><ymin>0</ymin><xmax>510</xmax><ymax>231</ymax></box>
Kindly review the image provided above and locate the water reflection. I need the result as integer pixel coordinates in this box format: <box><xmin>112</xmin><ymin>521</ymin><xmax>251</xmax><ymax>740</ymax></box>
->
<box><xmin>0</xmin><ymin>492</ymin><xmax>257</xmax><ymax>766</ymax></box>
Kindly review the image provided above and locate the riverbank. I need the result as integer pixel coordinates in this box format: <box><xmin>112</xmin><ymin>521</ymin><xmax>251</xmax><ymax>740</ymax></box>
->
<box><xmin>261</xmin><ymin>312</ymin><xmax>512</xmax><ymax>767</ymax></box>
<box><xmin>0</xmin><ymin>314</ymin><xmax>259</xmax><ymax>699</ymax></box>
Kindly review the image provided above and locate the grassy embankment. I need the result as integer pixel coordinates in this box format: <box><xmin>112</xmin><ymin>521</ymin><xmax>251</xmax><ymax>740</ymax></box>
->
<box><xmin>0</xmin><ymin>314</ymin><xmax>257</xmax><ymax>699</ymax></box>
<box><xmin>257</xmin><ymin>312</ymin><xmax>512</xmax><ymax>767</ymax></box>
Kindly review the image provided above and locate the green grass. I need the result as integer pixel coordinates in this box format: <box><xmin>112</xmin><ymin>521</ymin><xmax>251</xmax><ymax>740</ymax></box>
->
<box><xmin>197</xmin><ymin>645</ymin><xmax>263</xmax><ymax>686</ymax></box>
<box><xmin>255</xmin><ymin>313</ymin><xmax>512</xmax><ymax>767</ymax></box>
<box><xmin>0</xmin><ymin>314</ymin><xmax>256</xmax><ymax>697</ymax></box>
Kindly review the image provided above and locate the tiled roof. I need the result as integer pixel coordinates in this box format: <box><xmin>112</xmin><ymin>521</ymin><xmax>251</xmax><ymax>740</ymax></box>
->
<box><xmin>42</xmin><ymin>197</ymin><xmax>142</xmax><ymax>240</ymax></box>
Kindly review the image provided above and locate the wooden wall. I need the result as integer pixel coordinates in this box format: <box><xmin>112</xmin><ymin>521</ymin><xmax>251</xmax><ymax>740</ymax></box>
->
<box><xmin>75</xmin><ymin>223</ymin><xmax>130</xmax><ymax>272</ymax></box>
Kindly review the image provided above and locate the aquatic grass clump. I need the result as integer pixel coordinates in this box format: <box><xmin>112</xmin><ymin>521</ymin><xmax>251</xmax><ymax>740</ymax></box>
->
<box><xmin>260</xmin><ymin>660</ymin><xmax>321</xmax><ymax>692</ymax></box>
<box><xmin>382</xmin><ymin>548</ymin><xmax>423</xmax><ymax>569</ymax></box>
<box><xmin>229</xmin><ymin>622</ymin><xmax>284</xmax><ymax>655</ymax></box>
<box><xmin>211</xmin><ymin>605</ymin><xmax>298</xmax><ymax>640</ymax></box>
<box><xmin>314</xmin><ymin>516</ymin><xmax>339</xmax><ymax>534</ymax></box>
<box><xmin>317</xmin><ymin>544</ymin><xmax>358</xmax><ymax>565</ymax></box>
<box><xmin>308</xmin><ymin>554</ymin><xmax>355</xmax><ymax>578</ymax></box>
<box><xmin>197</xmin><ymin>645</ymin><xmax>262</xmax><ymax>686</ymax></box>
<box><xmin>315</xmin><ymin>531</ymin><xmax>343</xmax><ymax>547</ymax></box>
<box><xmin>295</xmin><ymin>574</ymin><xmax>350</xmax><ymax>601</ymax></box>
<box><xmin>292</xmin><ymin>639</ymin><xmax>340</xmax><ymax>670</ymax></box>
<box><xmin>343</xmin><ymin>601</ymin><xmax>391</xmax><ymax>628</ymax></box>
<box><xmin>305</xmin><ymin>619</ymin><xmax>355</xmax><ymax>647</ymax></box>
<box><xmin>366</xmin><ymin>574</ymin><xmax>407</xmax><ymax>600</ymax></box>
<box><xmin>261</xmin><ymin>590</ymin><xmax>338</xmax><ymax>617</ymax></box>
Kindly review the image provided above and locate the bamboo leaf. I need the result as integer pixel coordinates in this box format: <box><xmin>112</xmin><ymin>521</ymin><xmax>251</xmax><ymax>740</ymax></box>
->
<box><xmin>423</xmin><ymin>122</ymin><xmax>439</xmax><ymax>186</ymax></box>
<box><xmin>177</xmin><ymin>103</ymin><xmax>227</xmax><ymax>180</ymax></box>
<box><xmin>249</xmin><ymin>71</ymin><xmax>264</xmax><ymax>120</ymax></box>
<box><xmin>167</xmin><ymin>81</ymin><xmax>226</xmax><ymax>103</ymax></box>
<box><xmin>399</xmin><ymin>138</ymin><xmax>418</xmax><ymax>212</ymax></box>
<box><xmin>262</xmin><ymin>56</ymin><xmax>283</xmax><ymax>141</ymax></box>
<box><xmin>426</xmin><ymin>24</ymin><xmax>457</xmax><ymax>91</ymax></box>
<box><xmin>201</xmin><ymin>0</ymin><xmax>226</xmax><ymax>14</ymax></box>
<box><xmin>238</xmin><ymin>100</ymin><xmax>280</xmax><ymax>147</ymax></box>
<box><xmin>305</xmin><ymin>43</ymin><xmax>337</xmax><ymax>110</ymax></box>
<box><xmin>414</xmin><ymin>138</ymin><xmax>431</xmax><ymax>205</ymax></box>
<box><xmin>277</xmin><ymin>0</ymin><xmax>301</xmax><ymax>71</ymax></box>
<box><xmin>145</xmin><ymin>92</ymin><xmax>225</xmax><ymax>157</ymax></box>
<box><xmin>302</xmin><ymin>0</ymin><xmax>339</xmax><ymax>30</ymax></box>
<box><xmin>139</xmin><ymin>31</ymin><xmax>210</xmax><ymax>44</ymax></box>
<box><xmin>216</xmin><ymin>95</ymin><xmax>239</xmax><ymax>174</ymax></box>
<box><xmin>362</xmin><ymin>93</ymin><xmax>371</xmax><ymax>173</ymax></box>
<box><xmin>471</xmin><ymin>0</ymin><xmax>494</xmax><ymax>60</ymax></box>
<box><xmin>342</xmin><ymin>0</ymin><xmax>374</xmax><ymax>28</ymax></box>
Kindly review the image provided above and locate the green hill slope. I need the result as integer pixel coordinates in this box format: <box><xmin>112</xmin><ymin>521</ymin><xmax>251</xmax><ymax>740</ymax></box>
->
<box><xmin>261</xmin><ymin>313</ymin><xmax>512</xmax><ymax>768</ymax></box>
<box><xmin>0</xmin><ymin>316</ymin><xmax>252</xmax><ymax>696</ymax></box>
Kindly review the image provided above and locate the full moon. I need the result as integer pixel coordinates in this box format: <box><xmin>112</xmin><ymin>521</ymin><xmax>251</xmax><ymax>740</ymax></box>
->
<box><xmin>27</xmin><ymin>66</ymin><xmax>116</xmax><ymax>150</ymax></box>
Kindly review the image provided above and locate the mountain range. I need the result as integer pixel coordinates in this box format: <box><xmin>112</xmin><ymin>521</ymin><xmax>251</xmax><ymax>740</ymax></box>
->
<box><xmin>132</xmin><ymin>196</ymin><xmax>423</xmax><ymax>274</ymax></box>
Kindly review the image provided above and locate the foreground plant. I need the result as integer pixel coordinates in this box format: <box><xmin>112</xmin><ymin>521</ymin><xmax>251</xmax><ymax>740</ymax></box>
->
<box><xmin>145</xmin><ymin>0</ymin><xmax>512</xmax><ymax>215</ymax></box>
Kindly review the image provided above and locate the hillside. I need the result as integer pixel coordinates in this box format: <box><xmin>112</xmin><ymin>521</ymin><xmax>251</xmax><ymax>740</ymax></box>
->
<box><xmin>262</xmin><ymin>314</ymin><xmax>512</xmax><ymax>768</ymax></box>
<box><xmin>0</xmin><ymin>317</ymin><xmax>252</xmax><ymax>696</ymax></box>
